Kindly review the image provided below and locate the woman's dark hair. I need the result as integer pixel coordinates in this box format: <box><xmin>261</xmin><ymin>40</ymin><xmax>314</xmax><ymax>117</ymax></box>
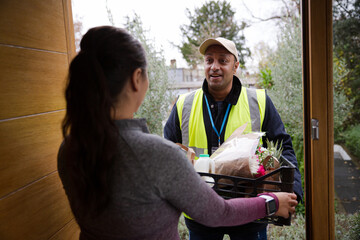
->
<box><xmin>62</xmin><ymin>26</ymin><xmax>147</xmax><ymax>216</ymax></box>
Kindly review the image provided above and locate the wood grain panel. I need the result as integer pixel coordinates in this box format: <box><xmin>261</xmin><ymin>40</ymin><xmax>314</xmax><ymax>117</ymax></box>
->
<box><xmin>0</xmin><ymin>0</ymin><xmax>67</xmax><ymax>52</ymax></box>
<box><xmin>0</xmin><ymin>111</ymin><xmax>64</xmax><ymax>198</ymax></box>
<box><xmin>63</xmin><ymin>0</ymin><xmax>76</xmax><ymax>63</ymax></box>
<box><xmin>302</xmin><ymin>0</ymin><xmax>335</xmax><ymax>239</ymax></box>
<box><xmin>0</xmin><ymin>45</ymin><xmax>67</xmax><ymax>119</ymax></box>
<box><xmin>0</xmin><ymin>172</ymin><xmax>73</xmax><ymax>240</ymax></box>
<box><xmin>49</xmin><ymin>219</ymin><xmax>80</xmax><ymax>240</ymax></box>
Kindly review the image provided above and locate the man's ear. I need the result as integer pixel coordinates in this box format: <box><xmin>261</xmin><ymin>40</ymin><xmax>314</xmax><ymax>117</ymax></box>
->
<box><xmin>130</xmin><ymin>68</ymin><xmax>143</xmax><ymax>92</ymax></box>
<box><xmin>233</xmin><ymin>61</ymin><xmax>240</xmax><ymax>74</ymax></box>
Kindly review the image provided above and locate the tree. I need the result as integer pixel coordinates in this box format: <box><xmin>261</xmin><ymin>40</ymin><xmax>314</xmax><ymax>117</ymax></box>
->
<box><xmin>265</xmin><ymin>17</ymin><xmax>353</xmax><ymax>215</ymax></box>
<box><xmin>73</xmin><ymin>16</ymin><xmax>83</xmax><ymax>52</ymax></box>
<box><xmin>105</xmin><ymin>0</ymin><xmax>115</xmax><ymax>26</ymax></box>
<box><xmin>333</xmin><ymin>0</ymin><xmax>360</xmax><ymax>125</ymax></box>
<box><xmin>179</xmin><ymin>0</ymin><xmax>250</xmax><ymax>68</ymax></box>
<box><xmin>104</xmin><ymin>1</ymin><xmax>174</xmax><ymax>136</ymax></box>
<box><xmin>267</xmin><ymin>15</ymin><xmax>353</xmax><ymax>147</ymax></box>
<box><xmin>333</xmin><ymin>56</ymin><xmax>355</xmax><ymax>141</ymax></box>
<box><xmin>124</xmin><ymin>15</ymin><xmax>174</xmax><ymax>136</ymax></box>
<box><xmin>267</xmin><ymin>18</ymin><xmax>303</xmax><ymax>139</ymax></box>
<box><xmin>241</xmin><ymin>0</ymin><xmax>300</xmax><ymax>24</ymax></box>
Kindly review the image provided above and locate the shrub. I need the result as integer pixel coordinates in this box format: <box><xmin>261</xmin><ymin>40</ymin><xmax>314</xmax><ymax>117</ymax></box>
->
<box><xmin>343</xmin><ymin>124</ymin><xmax>360</xmax><ymax>158</ymax></box>
<box><xmin>335</xmin><ymin>212</ymin><xmax>360</xmax><ymax>240</ymax></box>
<box><xmin>264</xmin><ymin>16</ymin><xmax>353</xmax><ymax>216</ymax></box>
<box><xmin>333</xmin><ymin>56</ymin><xmax>354</xmax><ymax>142</ymax></box>
<box><xmin>178</xmin><ymin>212</ymin><xmax>360</xmax><ymax>239</ymax></box>
<box><xmin>125</xmin><ymin>14</ymin><xmax>174</xmax><ymax>136</ymax></box>
<box><xmin>268</xmin><ymin>214</ymin><xmax>306</xmax><ymax>239</ymax></box>
<box><xmin>259</xmin><ymin>67</ymin><xmax>274</xmax><ymax>89</ymax></box>
<box><xmin>267</xmin><ymin>18</ymin><xmax>303</xmax><ymax>140</ymax></box>
<box><xmin>265</xmin><ymin>18</ymin><xmax>304</xmax><ymax>216</ymax></box>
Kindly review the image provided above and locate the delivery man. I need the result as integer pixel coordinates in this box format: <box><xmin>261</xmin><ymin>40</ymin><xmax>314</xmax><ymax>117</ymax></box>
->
<box><xmin>164</xmin><ymin>37</ymin><xmax>303</xmax><ymax>240</ymax></box>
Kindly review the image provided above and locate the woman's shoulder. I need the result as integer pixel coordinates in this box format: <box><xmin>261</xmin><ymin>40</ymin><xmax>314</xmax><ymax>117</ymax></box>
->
<box><xmin>124</xmin><ymin>130</ymin><xmax>181</xmax><ymax>156</ymax></box>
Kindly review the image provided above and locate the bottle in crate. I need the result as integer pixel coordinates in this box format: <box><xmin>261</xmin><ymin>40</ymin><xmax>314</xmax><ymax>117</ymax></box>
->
<box><xmin>194</xmin><ymin>154</ymin><xmax>215</xmax><ymax>186</ymax></box>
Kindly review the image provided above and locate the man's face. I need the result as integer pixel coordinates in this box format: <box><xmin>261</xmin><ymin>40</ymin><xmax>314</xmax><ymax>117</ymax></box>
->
<box><xmin>204</xmin><ymin>45</ymin><xmax>239</xmax><ymax>93</ymax></box>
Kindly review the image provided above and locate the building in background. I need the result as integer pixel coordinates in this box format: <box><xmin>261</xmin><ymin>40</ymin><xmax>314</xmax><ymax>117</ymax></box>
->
<box><xmin>167</xmin><ymin>59</ymin><xmax>204</xmax><ymax>96</ymax></box>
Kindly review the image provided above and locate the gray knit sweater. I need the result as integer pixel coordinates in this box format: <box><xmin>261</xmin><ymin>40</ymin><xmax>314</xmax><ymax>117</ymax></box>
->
<box><xmin>58</xmin><ymin>119</ymin><xmax>269</xmax><ymax>240</ymax></box>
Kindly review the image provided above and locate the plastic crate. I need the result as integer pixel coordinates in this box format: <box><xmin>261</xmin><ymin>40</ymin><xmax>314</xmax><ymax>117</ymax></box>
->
<box><xmin>198</xmin><ymin>155</ymin><xmax>295</xmax><ymax>226</ymax></box>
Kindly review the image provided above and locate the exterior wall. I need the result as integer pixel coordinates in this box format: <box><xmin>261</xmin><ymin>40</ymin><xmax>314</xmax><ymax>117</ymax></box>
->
<box><xmin>0</xmin><ymin>0</ymin><xmax>79</xmax><ymax>239</ymax></box>
<box><xmin>168</xmin><ymin>68</ymin><xmax>204</xmax><ymax>83</ymax></box>
<box><xmin>168</xmin><ymin>68</ymin><xmax>184</xmax><ymax>83</ymax></box>
<box><xmin>183</xmin><ymin>68</ymin><xmax>204</xmax><ymax>82</ymax></box>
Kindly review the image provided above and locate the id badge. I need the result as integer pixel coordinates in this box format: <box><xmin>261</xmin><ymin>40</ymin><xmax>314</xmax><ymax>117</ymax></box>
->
<box><xmin>211</xmin><ymin>147</ymin><xmax>219</xmax><ymax>155</ymax></box>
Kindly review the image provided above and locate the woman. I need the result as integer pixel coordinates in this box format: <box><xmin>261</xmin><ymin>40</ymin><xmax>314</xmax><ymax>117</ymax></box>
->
<box><xmin>58</xmin><ymin>26</ymin><xmax>297</xmax><ymax>240</ymax></box>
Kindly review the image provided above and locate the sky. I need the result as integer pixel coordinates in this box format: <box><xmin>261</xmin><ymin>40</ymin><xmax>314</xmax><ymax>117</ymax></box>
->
<box><xmin>71</xmin><ymin>0</ymin><xmax>282</xmax><ymax>72</ymax></box>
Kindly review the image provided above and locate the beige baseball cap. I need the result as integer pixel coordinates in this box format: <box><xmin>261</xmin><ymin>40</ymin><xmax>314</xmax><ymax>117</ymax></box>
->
<box><xmin>199</xmin><ymin>37</ymin><xmax>239</xmax><ymax>62</ymax></box>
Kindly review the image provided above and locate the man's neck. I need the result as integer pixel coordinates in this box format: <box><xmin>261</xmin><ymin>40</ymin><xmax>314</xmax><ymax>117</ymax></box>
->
<box><xmin>208</xmin><ymin>82</ymin><xmax>233</xmax><ymax>101</ymax></box>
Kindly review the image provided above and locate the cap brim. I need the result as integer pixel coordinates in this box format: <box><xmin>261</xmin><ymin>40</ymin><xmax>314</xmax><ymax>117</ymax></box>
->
<box><xmin>199</xmin><ymin>38</ymin><xmax>239</xmax><ymax>62</ymax></box>
<box><xmin>199</xmin><ymin>39</ymin><xmax>223</xmax><ymax>55</ymax></box>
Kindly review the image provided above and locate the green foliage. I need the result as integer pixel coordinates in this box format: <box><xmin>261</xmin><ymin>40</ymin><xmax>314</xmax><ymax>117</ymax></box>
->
<box><xmin>333</xmin><ymin>56</ymin><xmax>354</xmax><ymax>142</ymax></box>
<box><xmin>124</xmin><ymin>15</ymin><xmax>174</xmax><ymax>136</ymax></box>
<box><xmin>267</xmin><ymin>17</ymin><xmax>303</xmax><ymax>139</ymax></box>
<box><xmin>268</xmin><ymin>215</ymin><xmax>306</xmax><ymax>239</ymax></box>
<box><xmin>342</xmin><ymin>124</ymin><xmax>360</xmax><ymax>158</ymax></box>
<box><xmin>333</xmin><ymin>92</ymin><xmax>354</xmax><ymax>142</ymax></box>
<box><xmin>333</xmin><ymin>0</ymin><xmax>360</xmax><ymax>125</ymax></box>
<box><xmin>335</xmin><ymin>212</ymin><xmax>360</xmax><ymax>240</ymax></box>
<box><xmin>295</xmin><ymin>201</ymin><xmax>305</xmax><ymax>217</ymax></box>
<box><xmin>264</xmin><ymin>16</ymin><xmax>354</xmax><ymax>216</ymax></box>
<box><xmin>259</xmin><ymin>67</ymin><xmax>274</xmax><ymax>89</ymax></box>
<box><xmin>265</xmin><ymin>17</ymin><xmax>304</xmax><ymax>215</ymax></box>
<box><xmin>254</xmin><ymin>41</ymin><xmax>275</xmax><ymax>71</ymax></box>
<box><xmin>292</xmin><ymin>133</ymin><xmax>305</xmax><ymax>215</ymax></box>
<box><xmin>333</xmin><ymin>56</ymin><xmax>351</xmax><ymax>95</ymax></box>
<box><xmin>256</xmin><ymin>139</ymin><xmax>283</xmax><ymax>169</ymax></box>
<box><xmin>179</xmin><ymin>0</ymin><xmax>250</xmax><ymax>68</ymax></box>
<box><xmin>178</xmin><ymin>209</ymin><xmax>360</xmax><ymax>239</ymax></box>
<box><xmin>269</xmin><ymin>212</ymin><xmax>360</xmax><ymax>240</ymax></box>
<box><xmin>333</xmin><ymin>0</ymin><xmax>360</xmax><ymax>72</ymax></box>
<box><xmin>178</xmin><ymin>215</ymin><xmax>309</xmax><ymax>240</ymax></box>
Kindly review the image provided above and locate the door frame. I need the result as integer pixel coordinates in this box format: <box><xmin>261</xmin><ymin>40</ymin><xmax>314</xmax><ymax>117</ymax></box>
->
<box><xmin>302</xmin><ymin>0</ymin><xmax>335</xmax><ymax>239</ymax></box>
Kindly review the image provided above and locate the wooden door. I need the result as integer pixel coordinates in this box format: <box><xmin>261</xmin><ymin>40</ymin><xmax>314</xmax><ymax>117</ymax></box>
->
<box><xmin>302</xmin><ymin>0</ymin><xmax>335</xmax><ymax>239</ymax></box>
<box><xmin>0</xmin><ymin>0</ymin><xmax>79</xmax><ymax>239</ymax></box>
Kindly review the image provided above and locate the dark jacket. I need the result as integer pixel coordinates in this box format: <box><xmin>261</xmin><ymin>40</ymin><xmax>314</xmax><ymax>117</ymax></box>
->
<box><xmin>164</xmin><ymin>76</ymin><xmax>303</xmax><ymax>200</ymax></box>
<box><xmin>164</xmin><ymin>76</ymin><xmax>303</xmax><ymax>233</ymax></box>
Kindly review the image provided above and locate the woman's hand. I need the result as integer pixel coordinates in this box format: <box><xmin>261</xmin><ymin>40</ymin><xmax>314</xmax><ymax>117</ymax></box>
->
<box><xmin>273</xmin><ymin>192</ymin><xmax>298</xmax><ymax>218</ymax></box>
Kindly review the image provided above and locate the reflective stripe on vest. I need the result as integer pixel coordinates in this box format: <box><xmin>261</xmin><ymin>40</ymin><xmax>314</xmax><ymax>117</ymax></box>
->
<box><xmin>177</xmin><ymin>89</ymin><xmax>208</xmax><ymax>156</ymax></box>
<box><xmin>176</xmin><ymin>87</ymin><xmax>266</xmax><ymax>157</ymax></box>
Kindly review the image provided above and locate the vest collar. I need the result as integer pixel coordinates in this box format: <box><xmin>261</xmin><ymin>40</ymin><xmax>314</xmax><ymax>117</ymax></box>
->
<box><xmin>202</xmin><ymin>75</ymin><xmax>242</xmax><ymax>105</ymax></box>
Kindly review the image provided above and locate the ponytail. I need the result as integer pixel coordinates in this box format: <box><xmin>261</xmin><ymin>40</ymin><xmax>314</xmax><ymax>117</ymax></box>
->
<box><xmin>62</xmin><ymin>26</ymin><xmax>147</xmax><ymax>216</ymax></box>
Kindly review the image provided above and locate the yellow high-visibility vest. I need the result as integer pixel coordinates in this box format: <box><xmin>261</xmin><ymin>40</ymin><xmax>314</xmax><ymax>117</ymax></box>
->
<box><xmin>176</xmin><ymin>87</ymin><xmax>266</xmax><ymax>157</ymax></box>
<box><xmin>177</xmin><ymin>86</ymin><xmax>266</xmax><ymax>220</ymax></box>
